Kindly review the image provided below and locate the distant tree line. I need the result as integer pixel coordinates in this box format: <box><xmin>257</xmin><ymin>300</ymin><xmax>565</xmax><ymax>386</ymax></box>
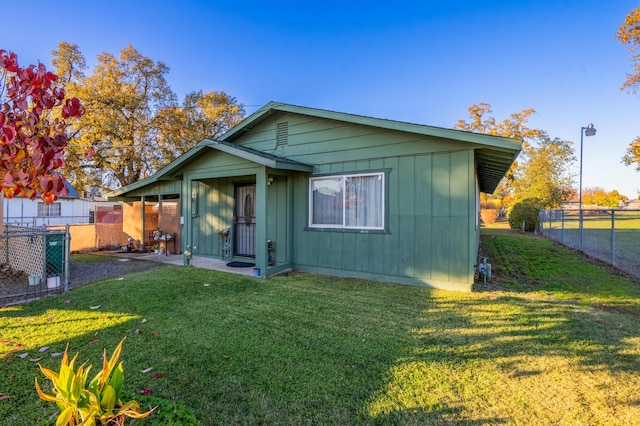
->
<box><xmin>581</xmin><ymin>187</ymin><xmax>628</xmax><ymax>208</ymax></box>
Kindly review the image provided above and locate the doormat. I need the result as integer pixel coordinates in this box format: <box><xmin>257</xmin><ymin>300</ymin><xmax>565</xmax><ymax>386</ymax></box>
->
<box><xmin>226</xmin><ymin>261</ymin><xmax>256</xmax><ymax>268</ymax></box>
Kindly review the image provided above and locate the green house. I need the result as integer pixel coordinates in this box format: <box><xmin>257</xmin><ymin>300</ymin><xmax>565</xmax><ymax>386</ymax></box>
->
<box><xmin>108</xmin><ymin>102</ymin><xmax>521</xmax><ymax>291</ymax></box>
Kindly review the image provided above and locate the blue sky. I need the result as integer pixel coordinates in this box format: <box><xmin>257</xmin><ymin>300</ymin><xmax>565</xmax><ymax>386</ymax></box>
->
<box><xmin>4</xmin><ymin>0</ymin><xmax>640</xmax><ymax>197</ymax></box>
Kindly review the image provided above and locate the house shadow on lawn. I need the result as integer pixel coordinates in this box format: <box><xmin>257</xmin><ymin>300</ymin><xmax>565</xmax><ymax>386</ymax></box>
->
<box><xmin>3</xmin><ymin>261</ymin><xmax>640</xmax><ymax>424</ymax></box>
<box><xmin>366</xmin><ymin>290</ymin><xmax>640</xmax><ymax>424</ymax></box>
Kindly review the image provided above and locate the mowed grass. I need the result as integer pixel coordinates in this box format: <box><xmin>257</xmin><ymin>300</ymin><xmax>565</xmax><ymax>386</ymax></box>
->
<box><xmin>2</xmin><ymin>232</ymin><xmax>640</xmax><ymax>425</ymax></box>
<box><xmin>538</xmin><ymin>211</ymin><xmax>640</xmax><ymax>278</ymax></box>
<box><xmin>482</xmin><ymin>227</ymin><xmax>640</xmax><ymax>305</ymax></box>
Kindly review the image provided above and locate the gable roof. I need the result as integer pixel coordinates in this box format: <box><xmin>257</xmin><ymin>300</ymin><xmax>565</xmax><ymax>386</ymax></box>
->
<box><xmin>64</xmin><ymin>180</ymin><xmax>81</xmax><ymax>198</ymax></box>
<box><xmin>221</xmin><ymin>102</ymin><xmax>522</xmax><ymax>193</ymax></box>
<box><xmin>107</xmin><ymin>102</ymin><xmax>521</xmax><ymax>198</ymax></box>
<box><xmin>106</xmin><ymin>138</ymin><xmax>313</xmax><ymax>197</ymax></box>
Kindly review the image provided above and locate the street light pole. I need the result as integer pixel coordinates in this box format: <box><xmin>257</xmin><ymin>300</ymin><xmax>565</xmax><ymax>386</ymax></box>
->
<box><xmin>579</xmin><ymin>123</ymin><xmax>596</xmax><ymax>251</ymax></box>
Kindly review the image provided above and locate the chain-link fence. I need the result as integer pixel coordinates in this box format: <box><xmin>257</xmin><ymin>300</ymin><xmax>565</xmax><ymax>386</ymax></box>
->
<box><xmin>537</xmin><ymin>209</ymin><xmax>640</xmax><ymax>278</ymax></box>
<box><xmin>0</xmin><ymin>225</ymin><xmax>69</xmax><ymax>305</ymax></box>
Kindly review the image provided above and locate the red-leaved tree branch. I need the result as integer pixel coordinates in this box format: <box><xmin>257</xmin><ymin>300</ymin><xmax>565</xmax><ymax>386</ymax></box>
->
<box><xmin>0</xmin><ymin>49</ymin><xmax>84</xmax><ymax>203</ymax></box>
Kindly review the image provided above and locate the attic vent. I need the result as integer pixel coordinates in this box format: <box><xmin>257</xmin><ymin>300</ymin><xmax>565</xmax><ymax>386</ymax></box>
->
<box><xmin>276</xmin><ymin>122</ymin><xmax>289</xmax><ymax>146</ymax></box>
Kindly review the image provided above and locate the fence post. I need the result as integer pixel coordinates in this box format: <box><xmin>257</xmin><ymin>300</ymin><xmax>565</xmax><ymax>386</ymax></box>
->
<box><xmin>561</xmin><ymin>210</ymin><xmax>565</xmax><ymax>244</ymax></box>
<box><xmin>64</xmin><ymin>224</ymin><xmax>71</xmax><ymax>293</ymax></box>
<box><xmin>41</xmin><ymin>225</ymin><xmax>47</xmax><ymax>281</ymax></box>
<box><xmin>611</xmin><ymin>210</ymin><xmax>616</xmax><ymax>266</ymax></box>
<box><xmin>3</xmin><ymin>227</ymin><xmax>7</xmax><ymax>266</ymax></box>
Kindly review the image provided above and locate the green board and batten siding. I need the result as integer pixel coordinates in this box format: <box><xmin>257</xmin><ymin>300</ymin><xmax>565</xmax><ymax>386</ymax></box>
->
<box><xmin>107</xmin><ymin>102</ymin><xmax>520</xmax><ymax>291</ymax></box>
<box><xmin>227</xmin><ymin>112</ymin><xmax>479</xmax><ymax>290</ymax></box>
<box><xmin>179</xmin><ymin>149</ymin><xmax>291</xmax><ymax>267</ymax></box>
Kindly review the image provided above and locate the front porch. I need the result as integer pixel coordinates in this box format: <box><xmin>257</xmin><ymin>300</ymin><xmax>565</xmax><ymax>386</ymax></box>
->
<box><xmin>108</xmin><ymin>139</ymin><xmax>314</xmax><ymax>280</ymax></box>
<box><xmin>110</xmin><ymin>251</ymin><xmax>260</xmax><ymax>277</ymax></box>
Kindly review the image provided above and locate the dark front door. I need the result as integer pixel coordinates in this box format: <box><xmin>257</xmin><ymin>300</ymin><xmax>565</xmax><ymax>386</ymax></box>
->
<box><xmin>234</xmin><ymin>184</ymin><xmax>256</xmax><ymax>257</ymax></box>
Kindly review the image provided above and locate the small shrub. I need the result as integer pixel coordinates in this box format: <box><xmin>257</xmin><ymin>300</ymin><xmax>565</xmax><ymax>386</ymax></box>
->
<box><xmin>480</xmin><ymin>209</ymin><xmax>499</xmax><ymax>224</ymax></box>
<box><xmin>507</xmin><ymin>198</ymin><xmax>542</xmax><ymax>232</ymax></box>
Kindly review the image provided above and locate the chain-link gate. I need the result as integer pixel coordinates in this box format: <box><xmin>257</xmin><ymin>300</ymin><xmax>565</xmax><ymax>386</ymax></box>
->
<box><xmin>0</xmin><ymin>225</ymin><xmax>70</xmax><ymax>305</ymax></box>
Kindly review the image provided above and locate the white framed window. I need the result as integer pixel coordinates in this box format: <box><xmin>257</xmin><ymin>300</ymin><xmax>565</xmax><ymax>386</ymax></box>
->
<box><xmin>37</xmin><ymin>202</ymin><xmax>61</xmax><ymax>217</ymax></box>
<box><xmin>309</xmin><ymin>172</ymin><xmax>385</xmax><ymax>230</ymax></box>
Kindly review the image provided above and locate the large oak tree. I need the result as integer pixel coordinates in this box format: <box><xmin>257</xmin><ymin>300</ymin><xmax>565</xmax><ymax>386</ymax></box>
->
<box><xmin>52</xmin><ymin>42</ymin><xmax>245</xmax><ymax>190</ymax></box>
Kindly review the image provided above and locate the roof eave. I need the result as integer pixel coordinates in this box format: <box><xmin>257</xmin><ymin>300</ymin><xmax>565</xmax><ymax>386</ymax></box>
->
<box><xmin>476</xmin><ymin>147</ymin><xmax>521</xmax><ymax>194</ymax></box>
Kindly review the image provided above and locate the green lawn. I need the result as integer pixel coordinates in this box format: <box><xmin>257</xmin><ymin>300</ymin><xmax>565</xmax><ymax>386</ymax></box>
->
<box><xmin>2</xmin><ymin>231</ymin><xmax>640</xmax><ymax>425</ymax></box>
<box><xmin>536</xmin><ymin>210</ymin><xmax>640</xmax><ymax>281</ymax></box>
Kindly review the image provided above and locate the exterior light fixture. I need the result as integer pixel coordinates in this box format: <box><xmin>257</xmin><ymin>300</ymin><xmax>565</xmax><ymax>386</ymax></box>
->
<box><xmin>579</xmin><ymin>123</ymin><xmax>597</xmax><ymax>250</ymax></box>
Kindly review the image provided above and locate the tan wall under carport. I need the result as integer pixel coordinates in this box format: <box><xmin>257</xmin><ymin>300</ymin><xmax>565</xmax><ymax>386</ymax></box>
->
<box><xmin>122</xmin><ymin>201</ymin><xmax>182</xmax><ymax>253</ymax></box>
<box><xmin>48</xmin><ymin>223</ymin><xmax>131</xmax><ymax>252</ymax></box>
<box><xmin>123</xmin><ymin>202</ymin><xmax>143</xmax><ymax>245</ymax></box>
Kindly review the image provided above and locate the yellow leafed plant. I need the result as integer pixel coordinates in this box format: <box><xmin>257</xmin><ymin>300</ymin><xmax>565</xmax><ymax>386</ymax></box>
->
<box><xmin>35</xmin><ymin>338</ymin><xmax>153</xmax><ymax>425</ymax></box>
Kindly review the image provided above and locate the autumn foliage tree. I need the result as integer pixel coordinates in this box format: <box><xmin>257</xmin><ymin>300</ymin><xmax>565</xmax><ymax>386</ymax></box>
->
<box><xmin>52</xmin><ymin>43</ymin><xmax>177</xmax><ymax>189</ymax></box>
<box><xmin>153</xmin><ymin>89</ymin><xmax>245</xmax><ymax>162</ymax></box>
<box><xmin>616</xmin><ymin>7</ymin><xmax>640</xmax><ymax>93</ymax></box>
<box><xmin>616</xmin><ymin>7</ymin><xmax>640</xmax><ymax>175</ymax></box>
<box><xmin>52</xmin><ymin>42</ymin><xmax>245</xmax><ymax>190</ymax></box>
<box><xmin>454</xmin><ymin>103</ymin><xmax>575</xmax><ymax>209</ymax></box>
<box><xmin>0</xmin><ymin>49</ymin><xmax>84</xmax><ymax>203</ymax></box>
<box><xmin>455</xmin><ymin>104</ymin><xmax>543</xmax><ymax>196</ymax></box>
<box><xmin>511</xmin><ymin>137</ymin><xmax>575</xmax><ymax>208</ymax></box>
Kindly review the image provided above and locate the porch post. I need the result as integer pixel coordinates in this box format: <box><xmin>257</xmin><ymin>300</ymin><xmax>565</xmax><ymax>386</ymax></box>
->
<box><xmin>182</xmin><ymin>178</ymin><xmax>191</xmax><ymax>255</ymax></box>
<box><xmin>141</xmin><ymin>196</ymin><xmax>147</xmax><ymax>252</ymax></box>
<box><xmin>255</xmin><ymin>168</ymin><xmax>268</xmax><ymax>277</ymax></box>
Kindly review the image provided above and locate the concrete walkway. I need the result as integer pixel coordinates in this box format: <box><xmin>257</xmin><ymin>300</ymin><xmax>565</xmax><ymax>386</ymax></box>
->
<box><xmin>111</xmin><ymin>251</ymin><xmax>256</xmax><ymax>277</ymax></box>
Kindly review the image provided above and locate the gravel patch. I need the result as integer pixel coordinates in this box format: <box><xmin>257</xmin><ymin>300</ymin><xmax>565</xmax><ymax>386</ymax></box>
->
<box><xmin>1</xmin><ymin>254</ymin><xmax>167</xmax><ymax>306</ymax></box>
<box><xmin>68</xmin><ymin>256</ymin><xmax>168</xmax><ymax>288</ymax></box>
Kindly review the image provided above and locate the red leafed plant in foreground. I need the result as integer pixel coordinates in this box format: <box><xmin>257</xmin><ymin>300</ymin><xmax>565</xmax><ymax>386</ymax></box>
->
<box><xmin>0</xmin><ymin>49</ymin><xmax>84</xmax><ymax>202</ymax></box>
